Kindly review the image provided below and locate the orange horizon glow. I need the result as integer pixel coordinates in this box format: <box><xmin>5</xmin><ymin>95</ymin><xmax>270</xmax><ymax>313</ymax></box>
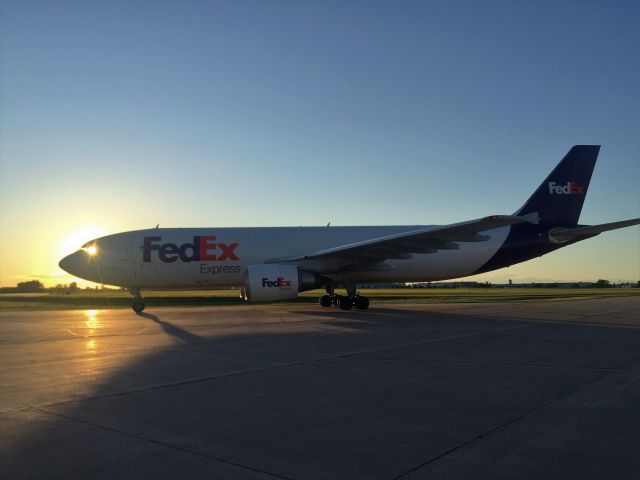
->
<box><xmin>0</xmin><ymin>222</ymin><xmax>116</xmax><ymax>289</ymax></box>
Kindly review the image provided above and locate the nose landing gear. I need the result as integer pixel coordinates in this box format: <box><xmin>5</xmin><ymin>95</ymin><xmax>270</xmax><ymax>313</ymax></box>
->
<box><xmin>318</xmin><ymin>284</ymin><xmax>369</xmax><ymax>311</ymax></box>
<box><xmin>128</xmin><ymin>287</ymin><xmax>145</xmax><ymax>313</ymax></box>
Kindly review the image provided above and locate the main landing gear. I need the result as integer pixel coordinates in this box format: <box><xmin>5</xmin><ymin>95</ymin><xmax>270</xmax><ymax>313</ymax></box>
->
<box><xmin>319</xmin><ymin>284</ymin><xmax>369</xmax><ymax>311</ymax></box>
<box><xmin>129</xmin><ymin>287</ymin><xmax>145</xmax><ymax>313</ymax></box>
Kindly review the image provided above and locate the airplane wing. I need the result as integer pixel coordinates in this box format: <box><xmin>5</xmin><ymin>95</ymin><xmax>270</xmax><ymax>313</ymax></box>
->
<box><xmin>549</xmin><ymin>218</ymin><xmax>640</xmax><ymax>243</ymax></box>
<box><xmin>271</xmin><ymin>214</ymin><xmax>536</xmax><ymax>272</ymax></box>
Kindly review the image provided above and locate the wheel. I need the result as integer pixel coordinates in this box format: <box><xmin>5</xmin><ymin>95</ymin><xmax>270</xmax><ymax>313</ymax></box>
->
<box><xmin>354</xmin><ymin>296</ymin><xmax>369</xmax><ymax>310</ymax></box>
<box><xmin>132</xmin><ymin>300</ymin><xmax>145</xmax><ymax>313</ymax></box>
<box><xmin>337</xmin><ymin>295</ymin><xmax>353</xmax><ymax>310</ymax></box>
<box><xmin>319</xmin><ymin>295</ymin><xmax>333</xmax><ymax>307</ymax></box>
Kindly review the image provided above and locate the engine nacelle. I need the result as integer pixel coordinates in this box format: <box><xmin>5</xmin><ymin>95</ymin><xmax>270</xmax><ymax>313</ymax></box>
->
<box><xmin>242</xmin><ymin>264</ymin><xmax>320</xmax><ymax>302</ymax></box>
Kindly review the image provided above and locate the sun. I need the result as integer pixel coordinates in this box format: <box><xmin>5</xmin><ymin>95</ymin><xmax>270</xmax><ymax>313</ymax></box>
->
<box><xmin>59</xmin><ymin>227</ymin><xmax>107</xmax><ymax>257</ymax></box>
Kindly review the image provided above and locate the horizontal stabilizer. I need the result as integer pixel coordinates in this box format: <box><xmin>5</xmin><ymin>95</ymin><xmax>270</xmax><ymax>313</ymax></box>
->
<box><xmin>548</xmin><ymin>218</ymin><xmax>640</xmax><ymax>243</ymax></box>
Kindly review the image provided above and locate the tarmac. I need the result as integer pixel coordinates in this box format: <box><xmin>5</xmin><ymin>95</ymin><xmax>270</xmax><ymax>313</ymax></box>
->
<box><xmin>1</xmin><ymin>296</ymin><xmax>639</xmax><ymax>479</ymax></box>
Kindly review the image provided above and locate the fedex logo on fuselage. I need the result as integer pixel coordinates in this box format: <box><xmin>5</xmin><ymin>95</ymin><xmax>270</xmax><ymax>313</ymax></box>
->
<box><xmin>143</xmin><ymin>236</ymin><xmax>239</xmax><ymax>263</ymax></box>
<box><xmin>548</xmin><ymin>181</ymin><xmax>584</xmax><ymax>195</ymax></box>
<box><xmin>262</xmin><ymin>277</ymin><xmax>292</xmax><ymax>288</ymax></box>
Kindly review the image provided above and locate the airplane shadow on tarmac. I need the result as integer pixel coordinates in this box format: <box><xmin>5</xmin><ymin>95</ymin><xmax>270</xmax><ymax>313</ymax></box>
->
<box><xmin>3</xmin><ymin>300</ymin><xmax>640</xmax><ymax>480</ymax></box>
<box><xmin>136</xmin><ymin>311</ymin><xmax>204</xmax><ymax>345</ymax></box>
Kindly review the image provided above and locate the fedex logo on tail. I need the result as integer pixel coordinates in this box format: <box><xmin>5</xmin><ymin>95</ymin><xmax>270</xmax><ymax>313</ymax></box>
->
<box><xmin>548</xmin><ymin>181</ymin><xmax>584</xmax><ymax>195</ymax></box>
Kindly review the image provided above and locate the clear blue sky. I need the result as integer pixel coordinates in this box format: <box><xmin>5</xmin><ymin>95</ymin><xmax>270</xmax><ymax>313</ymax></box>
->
<box><xmin>1</xmin><ymin>0</ymin><xmax>638</xmax><ymax>286</ymax></box>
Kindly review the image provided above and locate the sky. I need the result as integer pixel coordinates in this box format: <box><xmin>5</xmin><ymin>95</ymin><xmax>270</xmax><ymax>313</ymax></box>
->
<box><xmin>0</xmin><ymin>0</ymin><xmax>639</xmax><ymax>287</ymax></box>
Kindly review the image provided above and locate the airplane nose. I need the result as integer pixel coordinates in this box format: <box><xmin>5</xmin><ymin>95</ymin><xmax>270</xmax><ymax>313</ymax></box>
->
<box><xmin>58</xmin><ymin>251</ymin><xmax>86</xmax><ymax>276</ymax></box>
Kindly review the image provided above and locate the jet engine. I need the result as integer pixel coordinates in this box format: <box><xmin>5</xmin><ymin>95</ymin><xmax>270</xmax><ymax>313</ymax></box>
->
<box><xmin>242</xmin><ymin>264</ymin><xmax>321</xmax><ymax>301</ymax></box>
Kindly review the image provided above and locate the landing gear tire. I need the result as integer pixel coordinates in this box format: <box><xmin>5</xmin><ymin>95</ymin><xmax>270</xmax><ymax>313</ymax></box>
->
<box><xmin>353</xmin><ymin>296</ymin><xmax>369</xmax><ymax>310</ymax></box>
<box><xmin>319</xmin><ymin>295</ymin><xmax>333</xmax><ymax>307</ymax></box>
<box><xmin>337</xmin><ymin>295</ymin><xmax>353</xmax><ymax>310</ymax></box>
<box><xmin>132</xmin><ymin>300</ymin><xmax>145</xmax><ymax>313</ymax></box>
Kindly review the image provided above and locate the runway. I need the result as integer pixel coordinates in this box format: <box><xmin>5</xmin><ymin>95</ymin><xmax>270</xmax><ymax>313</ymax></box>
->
<box><xmin>1</xmin><ymin>297</ymin><xmax>640</xmax><ymax>479</ymax></box>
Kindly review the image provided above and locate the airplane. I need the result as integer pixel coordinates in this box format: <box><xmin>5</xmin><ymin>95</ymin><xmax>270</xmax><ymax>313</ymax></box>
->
<box><xmin>59</xmin><ymin>145</ymin><xmax>640</xmax><ymax>313</ymax></box>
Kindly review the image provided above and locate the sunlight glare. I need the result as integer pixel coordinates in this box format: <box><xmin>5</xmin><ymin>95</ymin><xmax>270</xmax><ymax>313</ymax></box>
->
<box><xmin>59</xmin><ymin>227</ymin><xmax>106</xmax><ymax>257</ymax></box>
<box><xmin>83</xmin><ymin>310</ymin><xmax>102</xmax><ymax>352</ymax></box>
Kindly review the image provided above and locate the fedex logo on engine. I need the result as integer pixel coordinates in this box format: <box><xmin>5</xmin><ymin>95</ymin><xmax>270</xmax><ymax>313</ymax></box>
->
<box><xmin>143</xmin><ymin>236</ymin><xmax>239</xmax><ymax>263</ymax></box>
<box><xmin>548</xmin><ymin>181</ymin><xmax>584</xmax><ymax>195</ymax></box>
<box><xmin>262</xmin><ymin>277</ymin><xmax>292</xmax><ymax>288</ymax></box>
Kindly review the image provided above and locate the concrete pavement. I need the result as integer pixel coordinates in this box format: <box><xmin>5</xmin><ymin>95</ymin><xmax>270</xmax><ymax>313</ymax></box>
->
<box><xmin>1</xmin><ymin>297</ymin><xmax>639</xmax><ymax>479</ymax></box>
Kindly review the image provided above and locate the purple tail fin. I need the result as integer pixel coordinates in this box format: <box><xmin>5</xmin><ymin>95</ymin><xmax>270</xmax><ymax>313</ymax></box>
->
<box><xmin>515</xmin><ymin>145</ymin><xmax>600</xmax><ymax>225</ymax></box>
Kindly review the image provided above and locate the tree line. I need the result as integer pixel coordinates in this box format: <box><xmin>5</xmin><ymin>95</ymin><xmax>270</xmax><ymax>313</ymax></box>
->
<box><xmin>0</xmin><ymin>280</ymin><xmax>124</xmax><ymax>293</ymax></box>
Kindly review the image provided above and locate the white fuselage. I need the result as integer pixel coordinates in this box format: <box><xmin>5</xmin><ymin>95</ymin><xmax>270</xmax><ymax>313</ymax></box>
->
<box><xmin>68</xmin><ymin>226</ymin><xmax>510</xmax><ymax>288</ymax></box>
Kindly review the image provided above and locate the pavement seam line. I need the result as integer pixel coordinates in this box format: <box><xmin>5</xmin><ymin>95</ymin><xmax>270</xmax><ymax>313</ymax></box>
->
<box><xmin>466</xmin><ymin>315</ymin><xmax>640</xmax><ymax>330</ymax></box>
<box><xmin>36</xmin><ymin>322</ymin><xmax>533</xmax><ymax>410</ymax></box>
<box><xmin>336</xmin><ymin>323</ymin><xmax>532</xmax><ymax>360</ymax></box>
<box><xmin>391</xmin><ymin>349</ymin><xmax>640</xmax><ymax>480</ymax></box>
<box><xmin>31</xmin><ymin>405</ymin><xmax>296</xmax><ymax>480</ymax></box>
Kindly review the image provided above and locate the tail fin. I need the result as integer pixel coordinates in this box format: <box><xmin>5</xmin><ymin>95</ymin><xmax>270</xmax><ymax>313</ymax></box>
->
<box><xmin>515</xmin><ymin>145</ymin><xmax>600</xmax><ymax>225</ymax></box>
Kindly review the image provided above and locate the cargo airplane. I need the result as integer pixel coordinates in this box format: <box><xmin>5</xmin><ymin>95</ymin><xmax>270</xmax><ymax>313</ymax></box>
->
<box><xmin>59</xmin><ymin>145</ymin><xmax>639</xmax><ymax>312</ymax></box>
